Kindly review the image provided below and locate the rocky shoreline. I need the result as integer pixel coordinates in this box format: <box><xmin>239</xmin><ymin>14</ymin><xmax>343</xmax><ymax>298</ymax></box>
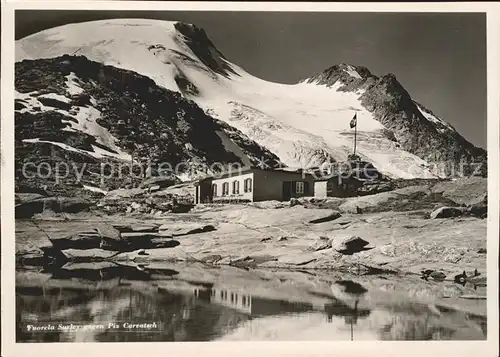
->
<box><xmin>15</xmin><ymin>178</ymin><xmax>487</xmax><ymax>293</ymax></box>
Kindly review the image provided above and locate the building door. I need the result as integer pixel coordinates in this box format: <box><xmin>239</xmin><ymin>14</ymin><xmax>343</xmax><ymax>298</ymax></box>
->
<box><xmin>282</xmin><ymin>181</ymin><xmax>292</xmax><ymax>201</ymax></box>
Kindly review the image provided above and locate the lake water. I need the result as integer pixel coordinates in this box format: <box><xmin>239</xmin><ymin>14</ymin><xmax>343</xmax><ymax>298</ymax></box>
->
<box><xmin>16</xmin><ymin>263</ymin><xmax>487</xmax><ymax>342</ymax></box>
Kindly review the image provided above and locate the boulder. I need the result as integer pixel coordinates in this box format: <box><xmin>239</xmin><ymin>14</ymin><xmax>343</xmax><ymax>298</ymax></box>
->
<box><xmin>112</xmin><ymin>223</ymin><xmax>159</xmax><ymax>233</ymax></box>
<box><xmin>31</xmin><ymin>210</ymin><xmax>69</xmax><ymax>221</ymax></box>
<box><xmin>15</xmin><ymin>183</ymin><xmax>49</xmax><ymax>196</ymax></box>
<box><xmin>338</xmin><ymin>191</ymin><xmax>397</xmax><ymax>214</ymax></box>
<box><xmin>61</xmin><ymin>248</ymin><xmax>118</xmax><ymax>262</ymax></box>
<box><xmin>171</xmin><ymin>203</ymin><xmax>194</xmax><ymax>213</ymax></box>
<box><xmin>149</xmin><ymin>238</ymin><xmax>181</xmax><ymax>249</ymax></box>
<box><xmin>379</xmin><ymin>244</ymin><xmax>396</xmax><ymax>257</ymax></box>
<box><xmin>339</xmin><ymin>185</ymin><xmax>436</xmax><ymax>214</ymax></box>
<box><xmin>216</xmin><ymin>256</ymin><xmax>232</xmax><ymax>265</ymax></box>
<box><xmin>158</xmin><ymin>223</ymin><xmax>216</xmax><ymax>236</ymax></box>
<box><xmin>94</xmin><ymin>224</ymin><xmax>119</xmax><ymax>238</ymax></box>
<box><xmin>431</xmin><ymin>177</ymin><xmax>487</xmax><ymax>206</ymax></box>
<box><xmin>289</xmin><ymin>198</ymin><xmax>302</xmax><ymax>207</ymax></box>
<box><xmin>49</xmin><ymin>229</ymin><xmax>102</xmax><ymax>250</ymax></box>
<box><xmin>15</xmin><ymin>193</ymin><xmax>45</xmax><ymax>204</ymax></box>
<box><xmin>358</xmin><ymin>182</ymin><xmax>394</xmax><ymax>196</ymax></box>
<box><xmin>154</xmin><ymin>202</ymin><xmax>173</xmax><ymax>211</ymax></box>
<box><xmin>278</xmin><ymin>254</ymin><xmax>316</xmax><ymax>266</ymax></box>
<box><xmin>465</xmin><ymin>203</ymin><xmax>487</xmax><ymax>218</ymax></box>
<box><xmin>120</xmin><ymin>232</ymin><xmax>161</xmax><ymax>241</ymax></box>
<box><xmin>100</xmin><ymin>236</ymin><xmax>129</xmax><ymax>251</ymax></box>
<box><xmin>309</xmin><ymin>237</ymin><xmax>333</xmax><ymax>252</ymax></box>
<box><xmin>251</xmin><ymin>201</ymin><xmax>287</xmax><ymax>209</ymax></box>
<box><xmin>49</xmin><ymin>197</ymin><xmax>92</xmax><ymax>213</ymax></box>
<box><xmin>334</xmin><ymin>236</ymin><xmax>372</xmax><ymax>254</ymax></box>
<box><xmin>130</xmin><ymin>202</ymin><xmax>142</xmax><ymax>211</ymax></box>
<box><xmin>15</xmin><ymin>196</ymin><xmax>91</xmax><ymax>218</ymax></box>
<box><xmin>118</xmin><ymin>232</ymin><xmax>181</xmax><ymax>250</ymax></box>
<box><xmin>16</xmin><ymin>250</ymin><xmax>46</xmax><ymax>266</ymax></box>
<box><xmin>102</xmin><ymin>188</ymin><xmax>145</xmax><ymax>202</ymax></box>
<box><xmin>309</xmin><ymin>211</ymin><xmax>341</xmax><ymax>224</ymax></box>
<box><xmin>96</xmin><ymin>224</ymin><xmax>127</xmax><ymax>251</ymax></box>
<box><xmin>430</xmin><ymin>206</ymin><xmax>466</xmax><ymax>219</ymax></box>
<box><xmin>200</xmin><ymin>254</ymin><xmax>223</xmax><ymax>264</ymax></box>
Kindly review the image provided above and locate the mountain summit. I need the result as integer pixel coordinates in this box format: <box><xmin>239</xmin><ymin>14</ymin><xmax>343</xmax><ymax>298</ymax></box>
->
<box><xmin>16</xmin><ymin>18</ymin><xmax>486</xmax><ymax>179</ymax></box>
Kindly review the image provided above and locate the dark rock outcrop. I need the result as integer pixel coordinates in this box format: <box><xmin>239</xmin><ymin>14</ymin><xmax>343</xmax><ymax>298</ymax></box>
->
<box><xmin>309</xmin><ymin>211</ymin><xmax>341</xmax><ymax>224</ymax></box>
<box><xmin>173</xmin><ymin>22</ymin><xmax>240</xmax><ymax>78</ymax></box>
<box><xmin>15</xmin><ymin>196</ymin><xmax>91</xmax><ymax>218</ymax></box>
<box><xmin>430</xmin><ymin>206</ymin><xmax>466</xmax><ymax>219</ymax></box>
<box><xmin>158</xmin><ymin>223</ymin><xmax>216</xmax><ymax>237</ymax></box>
<box><xmin>335</xmin><ymin>236</ymin><xmax>373</xmax><ymax>255</ymax></box>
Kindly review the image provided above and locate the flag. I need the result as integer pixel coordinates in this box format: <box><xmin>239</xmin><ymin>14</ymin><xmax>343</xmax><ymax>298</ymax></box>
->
<box><xmin>350</xmin><ymin>113</ymin><xmax>357</xmax><ymax>128</ymax></box>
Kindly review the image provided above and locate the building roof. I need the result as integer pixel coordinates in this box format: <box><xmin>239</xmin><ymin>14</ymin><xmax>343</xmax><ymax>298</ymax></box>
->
<box><xmin>194</xmin><ymin>165</ymin><xmax>316</xmax><ymax>182</ymax></box>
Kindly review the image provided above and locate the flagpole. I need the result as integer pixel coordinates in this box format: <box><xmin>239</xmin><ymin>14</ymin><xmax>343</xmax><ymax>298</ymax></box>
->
<box><xmin>353</xmin><ymin>113</ymin><xmax>357</xmax><ymax>157</ymax></box>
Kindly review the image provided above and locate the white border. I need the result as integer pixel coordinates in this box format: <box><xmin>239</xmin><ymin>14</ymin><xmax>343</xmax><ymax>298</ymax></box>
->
<box><xmin>2</xmin><ymin>2</ymin><xmax>499</xmax><ymax>357</ymax></box>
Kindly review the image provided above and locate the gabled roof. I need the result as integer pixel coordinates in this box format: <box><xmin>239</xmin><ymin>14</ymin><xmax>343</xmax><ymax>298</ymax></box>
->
<box><xmin>194</xmin><ymin>165</ymin><xmax>318</xmax><ymax>182</ymax></box>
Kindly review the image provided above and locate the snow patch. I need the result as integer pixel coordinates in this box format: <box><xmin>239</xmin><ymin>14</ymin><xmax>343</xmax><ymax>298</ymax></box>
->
<box><xmin>177</xmin><ymin>172</ymin><xmax>194</xmax><ymax>182</ymax></box>
<box><xmin>16</xmin><ymin>90</ymin><xmax>51</xmax><ymax>113</ymax></box>
<box><xmin>343</xmin><ymin>64</ymin><xmax>362</xmax><ymax>79</ymax></box>
<box><xmin>65</xmin><ymin>72</ymin><xmax>84</xmax><ymax>95</ymax></box>
<box><xmin>22</xmin><ymin>138</ymin><xmax>131</xmax><ymax>161</ymax></box>
<box><xmin>82</xmin><ymin>184</ymin><xmax>108</xmax><ymax>194</ymax></box>
<box><xmin>16</xmin><ymin>90</ymin><xmax>131</xmax><ymax>162</ymax></box>
<box><xmin>38</xmin><ymin>93</ymin><xmax>72</xmax><ymax>103</ymax></box>
<box><xmin>61</xmin><ymin>106</ymin><xmax>131</xmax><ymax>161</ymax></box>
<box><xmin>416</xmin><ymin>103</ymin><xmax>454</xmax><ymax>133</ymax></box>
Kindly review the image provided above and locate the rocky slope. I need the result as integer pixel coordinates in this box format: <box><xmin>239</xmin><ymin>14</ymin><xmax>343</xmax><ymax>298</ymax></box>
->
<box><xmin>16</xmin><ymin>18</ymin><xmax>487</xmax><ymax>179</ymax></box>
<box><xmin>15</xmin><ymin>55</ymin><xmax>282</xmax><ymax>196</ymax></box>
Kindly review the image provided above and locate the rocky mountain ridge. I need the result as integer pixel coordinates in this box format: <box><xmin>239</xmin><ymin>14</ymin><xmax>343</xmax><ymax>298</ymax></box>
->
<box><xmin>15</xmin><ymin>55</ymin><xmax>283</xmax><ymax>196</ymax></box>
<box><xmin>304</xmin><ymin>64</ymin><xmax>486</xmax><ymax>176</ymax></box>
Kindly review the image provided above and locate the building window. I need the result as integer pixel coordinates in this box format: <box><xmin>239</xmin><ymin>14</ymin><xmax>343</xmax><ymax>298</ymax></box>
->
<box><xmin>232</xmin><ymin>180</ymin><xmax>240</xmax><ymax>194</ymax></box>
<box><xmin>244</xmin><ymin>178</ymin><xmax>252</xmax><ymax>192</ymax></box>
<box><xmin>212</xmin><ymin>183</ymin><xmax>217</xmax><ymax>197</ymax></box>
<box><xmin>296</xmin><ymin>181</ymin><xmax>304</xmax><ymax>194</ymax></box>
<box><xmin>222</xmin><ymin>182</ymin><xmax>229</xmax><ymax>195</ymax></box>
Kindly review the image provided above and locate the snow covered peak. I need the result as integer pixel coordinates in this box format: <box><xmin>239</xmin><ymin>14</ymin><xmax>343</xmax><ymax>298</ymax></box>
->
<box><xmin>16</xmin><ymin>18</ymin><xmax>241</xmax><ymax>94</ymax></box>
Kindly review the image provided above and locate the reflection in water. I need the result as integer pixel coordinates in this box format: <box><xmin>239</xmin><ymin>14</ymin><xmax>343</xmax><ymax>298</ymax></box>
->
<box><xmin>324</xmin><ymin>299</ymin><xmax>371</xmax><ymax>341</ymax></box>
<box><xmin>334</xmin><ymin>280</ymin><xmax>369</xmax><ymax>295</ymax></box>
<box><xmin>16</xmin><ymin>268</ymin><xmax>487</xmax><ymax>342</ymax></box>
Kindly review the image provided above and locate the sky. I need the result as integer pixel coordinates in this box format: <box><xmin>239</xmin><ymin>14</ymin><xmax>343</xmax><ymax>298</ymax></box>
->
<box><xmin>15</xmin><ymin>10</ymin><xmax>487</xmax><ymax>148</ymax></box>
